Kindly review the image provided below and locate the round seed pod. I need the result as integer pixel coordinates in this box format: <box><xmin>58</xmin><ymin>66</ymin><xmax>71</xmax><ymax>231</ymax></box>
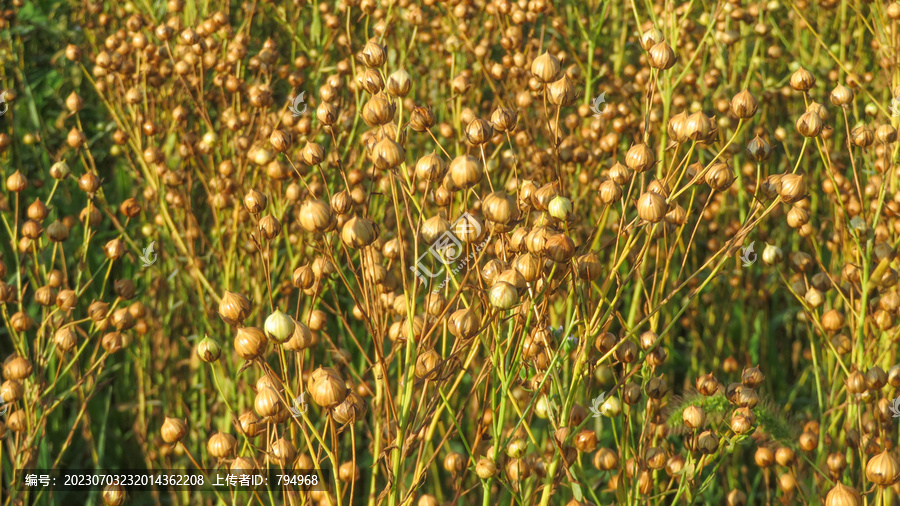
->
<box><xmin>449</xmin><ymin>155</ymin><xmax>483</xmax><ymax>189</ymax></box>
<box><xmin>599</xmin><ymin>180</ymin><xmax>623</xmax><ymax>204</ymax></box>
<box><xmin>824</xmin><ymin>483</ymin><xmax>861</xmax><ymax>506</ymax></box>
<box><xmin>625</xmin><ymin>144</ymin><xmax>655</xmax><ymax>173</ymax></box>
<box><xmin>409</xmin><ymin>106</ymin><xmax>436</xmax><ymax>132</ymax></box>
<box><xmin>415</xmin><ymin>349</ymin><xmax>442</xmax><ymax>380</ymax></box>
<box><xmin>648</xmin><ymin>42</ymin><xmax>676</xmax><ymax>70</ymax></box>
<box><xmin>307</xmin><ymin>367</ymin><xmax>347</xmax><ymax>408</ymax></box>
<box><xmin>490</xmin><ymin>107</ymin><xmax>517</xmax><ymax>132</ymax></box>
<box><xmin>475</xmin><ymin>457</ymin><xmax>496</xmax><ymax>479</ymax></box>
<box><xmin>637</xmin><ymin>192</ymin><xmax>667</xmax><ymax>223</ymax></box>
<box><xmin>197</xmin><ymin>336</ymin><xmax>221</xmax><ymax>362</ymax></box>
<box><xmin>332</xmin><ymin>390</ymin><xmax>367</xmax><ymax>424</ymax></box>
<box><xmin>298</xmin><ymin>199</ymin><xmax>334</xmax><ymax>233</ymax></box>
<box><xmin>362</xmin><ymin>93</ymin><xmax>395</xmax><ymax>126</ymax></box>
<box><xmin>796</xmin><ymin>110</ymin><xmax>824</xmax><ymax>137</ymax></box>
<box><xmin>254</xmin><ymin>385</ymin><xmax>283</xmax><ymax>418</ymax></box>
<box><xmin>3</xmin><ymin>356</ymin><xmax>33</xmax><ymax>380</ymax></box>
<box><xmin>746</xmin><ymin>136</ymin><xmax>772</xmax><ymax>162</ymax></box>
<box><xmin>448</xmin><ymin>308</ymin><xmax>479</xmax><ymax>339</ymax></box>
<box><xmin>0</xmin><ymin>380</ymin><xmax>23</xmax><ymax>403</ymax></box>
<box><xmin>685</xmin><ymin>112</ymin><xmax>712</xmax><ymax>141</ymax></box>
<box><xmin>243</xmin><ymin>190</ymin><xmax>267</xmax><ymax>214</ymax></box>
<box><xmin>547</xmin><ymin>76</ymin><xmax>578</xmax><ymax>106</ymax></box>
<box><xmin>7</xmin><ymin>410</ymin><xmax>26</xmax><ymax>432</ymax></box>
<box><xmin>531</xmin><ymin>51</ymin><xmax>560</xmax><ymax>83</ymax></box>
<box><xmin>102</xmin><ymin>483</ymin><xmax>126</xmax><ymax>506</ymax></box>
<box><xmin>386</xmin><ymin>69</ymin><xmax>411</xmax><ymax>97</ymax></box>
<box><xmin>238</xmin><ymin>411</ymin><xmax>263</xmax><ymax>437</ymax></box>
<box><xmin>341</xmin><ymin>216</ymin><xmax>377</xmax><ymax>249</ymax></box>
<box><xmin>683</xmin><ymin>405</ymin><xmax>706</xmax><ymax>429</ymax></box>
<box><xmin>161</xmin><ymin>416</ymin><xmax>188</xmax><ymax>443</ymax></box>
<box><xmin>416</xmin><ymin>152</ymin><xmax>447</xmax><ymax>181</ymax></box>
<box><xmin>705</xmin><ymin>163</ymin><xmax>734</xmax><ymax>191</ymax></box>
<box><xmin>790</xmin><ymin>67</ymin><xmax>816</xmax><ymax>91</ymax></box>
<box><xmin>54</xmin><ymin>327</ymin><xmax>77</xmax><ymax>352</ymax></box>
<box><xmin>264</xmin><ymin>309</ymin><xmax>295</xmax><ymax>343</ymax></box>
<box><xmin>269</xmin><ymin>437</ymin><xmax>297</xmax><ymax>467</ymax></box>
<box><xmin>489</xmin><ymin>282</ymin><xmax>518</xmax><ymax>310</ymax></box>
<box><xmin>866</xmin><ymin>450</ymin><xmax>900</xmax><ymax>486</ymax></box>
<box><xmin>207</xmin><ymin>432</ymin><xmax>237</xmax><ymax>459</ymax></box>
<box><xmin>778</xmin><ymin>174</ymin><xmax>806</xmax><ymax>203</ymax></box>
<box><xmin>482</xmin><ymin>191</ymin><xmax>517</xmax><ymax>224</ymax></box>
<box><xmin>371</xmin><ymin>137</ymin><xmax>405</xmax><ymax>170</ymax></box>
<box><xmin>731</xmin><ymin>90</ymin><xmax>758</xmax><ymax>119</ymax></box>
<box><xmin>465</xmin><ymin>118</ymin><xmax>493</xmax><ymax>145</ymax></box>
<box><xmin>218</xmin><ymin>291</ymin><xmax>251</xmax><ymax>326</ymax></box>
<box><xmin>234</xmin><ymin>327</ymin><xmax>267</xmax><ymax>360</ymax></box>
<box><xmin>830</xmin><ymin>85</ymin><xmax>854</xmax><ymax>107</ymax></box>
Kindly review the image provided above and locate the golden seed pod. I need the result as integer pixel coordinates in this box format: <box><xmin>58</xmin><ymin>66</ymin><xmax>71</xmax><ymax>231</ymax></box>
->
<box><xmin>102</xmin><ymin>483</ymin><xmax>126</xmax><ymax>506</ymax></box>
<box><xmin>774</xmin><ymin>447</ymin><xmax>795</xmax><ymax>466</ymax></box>
<box><xmin>830</xmin><ymin>84</ymin><xmax>854</xmax><ymax>107</ymax></box>
<box><xmin>448</xmin><ymin>308</ymin><xmax>480</xmax><ymax>339</ymax></box>
<box><xmin>545</xmin><ymin>234</ymin><xmax>575</xmax><ymax>263</ymax></box>
<box><xmin>824</xmin><ymin>482</ymin><xmax>861</xmax><ymax>506</ymax></box>
<box><xmin>598</xmin><ymin>180</ymin><xmax>623</xmax><ymax>205</ymax></box>
<box><xmin>465</xmin><ymin>118</ymin><xmax>493</xmax><ymax>145</ymax></box>
<box><xmin>317</xmin><ymin>102</ymin><xmax>339</xmax><ymax>125</ymax></box>
<box><xmin>332</xmin><ymin>390</ymin><xmax>367</xmax><ymax>424</ymax></box>
<box><xmin>341</xmin><ymin>215</ymin><xmax>377</xmax><ymax>249</ymax></box>
<box><xmin>696</xmin><ymin>430</ymin><xmax>718</xmax><ymax>454</ymax></box>
<box><xmin>362</xmin><ymin>93</ymin><xmax>395</xmax><ymax>126</ymax></box>
<box><xmin>234</xmin><ymin>327</ymin><xmax>268</xmax><ymax>360</ymax></box>
<box><xmin>258</xmin><ymin>215</ymin><xmax>282</xmax><ymax>240</ymax></box>
<box><xmin>371</xmin><ymin>137</ymin><xmax>406</xmax><ymax>170</ymax></box>
<box><xmin>269</xmin><ymin>437</ymin><xmax>297</xmax><ymax>467</ymax></box>
<box><xmin>264</xmin><ymin>309</ymin><xmax>295</xmax><ymax>343</ymax></box>
<box><xmin>731</xmin><ymin>90</ymin><xmax>758</xmax><ymax>119</ymax></box>
<box><xmin>726</xmin><ymin>490</ymin><xmax>747</xmax><ymax>506</ymax></box>
<box><xmin>648</xmin><ymin>42</ymin><xmax>676</xmax><ymax>70</ymax></box>
<box><xmin>449</xmin><ymin>155</ymin><xmax>484</xmax><ymax>189</ymax></box>
<box><xmin>358</xmin><ymin>68</ymin><xmax>384</xmax><ymax>94</ymax></box>
<box><xmin>778</xmin><ymin>173</ymin><xmax>807</xmax><ymax>203</ymax></box>
<box><xmin>231</xmin><ymin>456</ymin><xmax>257</xmax><ymax>475</ymax></box>
<box><xmin>865</xmin><ymin>450</ymin><xmax>900</xmax><ymax>486</ymax></box>
<box><xmin>10</xmin><ymin>310</ymin><xmax>35</xmax><ymax>332</ymax></box>
<box><xmin>876</xmin><ymin>124</ymin><xmax>897</xmax><ymax>143</ymax></box>
<box><xmin>746</xmin><ymin>135</ymin><xmax>772</xmax><ymax>162</ymax></box>
<box><xmin>254</xmin><ymin>385</ymin><xmax>283</xmax><ymax>418</ymax></box>
<box><xmin>207</xmin><ymin>432</ymin><xmax>237</xmax><ymax>459</ymax></box>
<box><xmin>762</xmin><ymin>244</ymin><xmax>783</xmax><ymax>265</ymax></box>
<box><xmin>331</xmin><ymin>190</ymin><xmax>353</xmax><ymax>215</ymax></box>
<box><xmin>531</xmin><ymin>51</ymin><xmax>560</xmax><ymax>83</ymax></box>
<box><xmin>482</xmin><ymin>191</ymin><xmax>518</xmax><ymax>224</ymax></box>
<box><xmin>705</xmin><ymin>163</ymin><xmax>734</xmax><ymax>191</ymax></box>
<box><xmin>300</xmin><ymin>142</ymin><xmax>325</xmax><ymax>166</ymax></box>
<box><xmin>65</xmin><ymin>44</ymin><xmax>82</xmax><ymax>61</ymax></box>
<box><xmin>475</xmin><ymin>457</ymin><xmax>497</xmax><ymax>479</ymax></box>
<box><xmin>625</xmin><ymin>143</ymin><xmax>655</xmax><ymax>173</ymax></box>
<box><xmin>7</xmin><ymin>410</ymin><xmax>26</xmax><ymax>432</ymax></box>
<box><xmin>682</xmin><ymin>405</ymin><xmax>706</xmax><ymax>429</ymax></box>
<box><xmin>161</xmin><ymin>416</ymin><xmax>188</xmax><ymax>443</ymax></box>
<box><xmin>414</xmin><ymin>349</ymin><xmax>442</xmax><ymax>380</ymax></box>
<box><xmin>637</xmin><ymin>191</ymin><xmax>667</xmax><ymax>223</ymax></box>
<box><xmin>416</xmin><ymin>152</ymin><xmax>447</xmax><ymax>181</ymax></box>
<box><xmin>443</xmin><ymin>452</ymin><xmax>466</xmax><ymax>474</ymax></box>
<box><xmin>386</xmin><ymin>69</ymin><xmax>411</xmax><ymax>97</ymax></box>
<box><xmin>54</xmin><ymin>327</ymin><xmax>77</xmax><ymax>352</ymax></box>
<box><xmin>547</xmin><ymin>76</ymin><xmax>578</xmax><ymax>107</ymax></box>
<box><xmin>50</xmin><ymin>160</ymin><xmax>70</xmax><ymax>180</ymax></box>
<box><xmin>850</xmin><ymin>126</ymin><xmax>874</xmax><ymax>148</ymax></box>
<box><xmin>283</xmin><ymin>319</ymin><xmax>314</xmax><ymax>351</ymax></box>
<box><xmin>640</xmin><ymin>27</ymin><xmax>664</xmax><ymax>51</ymax></box>
<box><xmin>796</xmin><ymin>109</ymin><xmax>824</xmax><ymax>137</ymax></box>
<box><xmin>268</xmin><ymin>129</ymin><xmax>292</xmax><ymax>153</ymax></box>
<box><xmin>243</xmin><ymin>189</ymin><xmax>267</xmax><ymax>214</ymax></box>
<box><xmin>490</xmin><ymin>107</ymin><xmax>517</xmax><ymax>132</ymax></box>
<box><xmin>88</xmin><ymin>300</ymin><xmax>109</xmax><ymax>322</ymax></box>
<box><xmin>685</xmin><ymin>111</ymin><xmax>712</xmax><ymax>141</ymax></box>
<box><xmin>548</xmin><ymin>195</ymin><xmax>573</xmax><ymax>221</ymax></box>
<box><xmin>505</xmin><ymin>457</ymin><xmax>532</xmax><ymax>482</ymax></box>
<box><xmin>357</xmin><ymin>39</ymin><xmax>387</xmax><ymax>68</ymax></box>
<box><xmin>298</xmin><ymin>199</ymin><xmax>334</xmax><ymax>233</ymax></box>
<box><xmin>790</xmin><ymin>66</ymin><xmax>816</xmax><ymax>92</ymax></box>
<box><xmin>489</xmin><ymin>281</ymin><xmax>518</xmax><ymax>310</ymax></box>
<box><xmin>237</xmin><ymin>411</ymin><xmax>263</xmax><ymax>437</ymax></box>
<box><xmin>574</xmin><ymin>429</ymin><xmax>598</xmax><ymax>453</ymax></box>
<box><xmin>218</xmin><ymin>291</ymin><xmax>251</xmax><ymax>326</ymax></box>
<box><xmin>6</xmin><ymin>170</ymin><xmax>27</xmax><ymax>192</ymax></box>
<box><xmin>409</xmin><ymin>106</ymin><xmax>436</xmax><ymax>132</ymax></box>
<box><xmin>197</xmin><ymin>336</ymin><xmax>221</xmax><ymax>362</ymax></box>
<box><xmin>65</xmin><ymin>91</ymin><xmax>84</xmax><ymax>113</ymax></box>
<box><xmin>421</xmin><ymin>215</ymin><xmax>451</xmax><ymax>244</ymax></box>
<box><xmin>668</xmin><ymin>111</ymin><xmax>689</xmax><ymax>143</ymax></box>
<box><xmin>0</xmin><ymin>380</ymin><xmax>23</xmax><ymax>403</ymax></box>
<box><xmin>308</xmin><ymin>367</ymin><xmax>347</xmax><ymax>408</ymax></box>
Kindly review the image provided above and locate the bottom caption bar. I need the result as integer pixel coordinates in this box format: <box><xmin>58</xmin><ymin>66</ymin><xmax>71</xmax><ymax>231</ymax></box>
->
<box><xmin>17</xmin><ymin>469</ymin><xmax>330</xmax><ymax>491</ymax></box>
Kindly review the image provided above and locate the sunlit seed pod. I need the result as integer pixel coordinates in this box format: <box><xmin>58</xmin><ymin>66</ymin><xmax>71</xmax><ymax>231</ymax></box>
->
<box><xmin>268</xmin><ymin>129</ymin><xmax>292</xmax><ymax>153</ymax></box>
<box><xmin>416</xmin><ymin>152</ymin><xmax>447</xmax><ymax>181</ymax></box>
<box><xmin>614</xmin><ymin>340</ymin><xmax>637</xmax><ymax>363</ymax></box>
<box><xmin>207</xmin><ymin>432</ymin><xmax>237</xmax><ymax>459</ymax></box>
<box><xmin>448</xmin><ymin>155</ymin><xmax>484</xmax><ymax>189</ymax></box>
<box><xmin>409</xmin><ymin>106</ymin><xmax>436</xmax><ymax>132</ymax></box>
<box><xmin>231</xmin><ymin>457</ymin><xmax>257</xmax><ymax>475</ymax></box>
<box><xmin>685</xmin><ymin>111</ymin><xmax>712</xmax><ymax>141</ymax></box>
<box><xmin>161</xmin><ymin>416</ymin><xmax>188</xmax><ymax>443</ymax></box>
<box><xmin>490</xmin><ymin>282</ymin><xmax>518</xmax><ymax>310</ymax></box>
<box><xmin>648</xmin><ymin>42</ymin><xmax>676</xmax><ymax>70</ymax></box>
<box><xmin>357</xmin><ymin>39</ymin><xmax>387</xmax><ymax>68</ymax></box>
<box><xmin>796</xmin><ymin>110</ymin><xmax>824</xmax><ymax>137</ymax></box>
<box><xmin>448</xmin><ymin>308</ymin><xmax>480</xmax><ymax>339</ymax></box>
<box><xmin>683</xmin><ymin>405</ymin><xmax>706</xmax><ymax>429</ymax></box>
<box><xmin>851</xmin><ymin>126</ymin><xmax>874</xmax><ymax>148</ymax></box>
<box><xmin>830</xmin><ymin>84</ymin><xmax>854</xmax><ymax>107</ymax></box>
<box><xmin>505</xmin><ymin>457</ymin><xmax>531</xmax><ymax>482</ymax></box>
<box><xmin>731</xmin><ymin>90</ymin><xmax>758</xmax><ymax>119</ymax></box>
<box><xmin>574</xmin><ymin>252</ymin><xmax>602</xmax><ymax>281</ymax></box>
<box><xmin>234</xmin><ymin>327</ymin><xmax>267</xmax><ymax>360</ymax></box>
<box><xmin>865</xmin><ymin>365</ymin><xmax>887</xmax><ymax>389</ymax></box>
<box><xmin>218</xmin><ymin>291</ymin><xmax>251</xmax><ymax>325</ymax></box>
<box><xmin>790</xmin><ymin>66</ymin><xmax>816</xmax><ymax>91</ymax></box>
<box><xmin>238</xmin><ymin>411</ymin><xmax>263</xmax><ymax>437</ymax></box>
<box><xmin>876</xmin><ymin>124</ymin><xmax>897</xmax><ymax>143</ymax></box>
<box><xmin>824</xmin><ymin>482</ymin><xmax>861</xmax><ymax>506</ymax></box>
<box><xmin>625</xmin><ymin>144</ymin><xmax>655</xmax><ymax>173</ymax></box>
<box><xmin>544</xmin><ymin>234</ymin><xmax>575</xmax><ymax>263</ymax></box>
<box><xmin>332</xmin><ymin>390</ymin><xmax>367</xmax><ymax>425</ymax></box>
<box><xmin>866</xmin><ymin>450</ymin><xmax>900</xmax><ymax>486</ymax></box>
<box><xmin>362</xmin><ymin>93</ymin><xmax>395</xmax><ymax>126</ymax></box>
<box><xmin>705</xmin><ymin>163</ymin><xmax>734</xmax><ymax>191</ymax></box>
<box><xmin>821</xmin><ymin>309</ymin><xmax>845</xmax><ymax>332</ymax></box>
<box><xmin>308</xmin><ymin>367</ymin><xmax>347</xmax><ymax>408</ymax></box>
<box><xmin>547</xmin><ymin>76</ymin><xmax>578</xmax><ymax>106</ymax></box>
<box><xmin>697</xmin><ymin>430</ymin><xmax>718</xmax><ymax>454</ymax></box>
<box><xmin>490</xmin><ymin>107</ymin><xmax>517</xmax><ymax>132</ymax></box>
<box><xmin>102</xmin><ymin>483</ymin><xmax>126</xmax><ymax>506</ymax></box>
<box><xmin>482</xmin><ymin>191</ymin><xmax>518</xmax><ymax>224</ymax></box>
<box><xmin>637</xmin><ymin>192</ymin><xmax>667</xmax><ymax>223</ymax></box>
<box><xmin>465</xmin><ymin>118</ymin><xmax>493</xmax><ymax>145</ymax></box>
<box><xmin>778</xmin><ymin>174</ymin><xmax>807</xmax><ymax>203</ymax></box>
<box><xmin>774</xmin><ymin>446</ymin><xmax>795</xmax><ymax>467</ymax></box>
<box><xmin>0</xmin><ymin>380</ymin><xmax>23</xmax><ymax>403</ymax></box>
<box><xmin>746</xmin><ymin>136</ymin><xmax>772</xmax><ymax>162</ymax></box>
<box><xmin>298</xmin><ymin>199</ymin><xmax>334</xmax><ymax>233</ymax></box>
<box><xmin>530</xmin><ymin>51</ymin><xmax>560</xmax><ymax>83</ymax></box>
<box><xmin>548</xmin><ymin>196</ymin><xmax>573</xmax><ymax>221</ymax></box>
<box><xmin>54</xmin><ymin>327</ymin><xmax>77</xmax><ymax>352</ymax></box>
<box><xmin>475</xmin><ymin>457</ymin><xmax>496</xmax><ymax>478</ymax></box>
<box><xmin>7</xmin><ymin>410</ymin><xmax>26</xmax><ymax>432</ymax></box>
<box><xmin>371</xmin><ymin>137</ymin><xmax>406</xmax><ymax>170</ymax></box>
<box><xmin>598</xmin><ymin>180</ymin><xmax>623</xmax><ymax>205</ymax></box>
<box><xmin>385</xmin><ymin>69</ymin><xmax>411</xmax><ymax>97</ymax></box>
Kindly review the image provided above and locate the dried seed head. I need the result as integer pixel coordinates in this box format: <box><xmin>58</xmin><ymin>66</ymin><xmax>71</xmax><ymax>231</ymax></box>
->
<box><xmin>415</xmin><ymin>152</ymin><xmax>447</xmax><ymax>181</ymax></box>
<box><xmin>637</xmin><ymin>192</ymin><xmax>667</xmax><ymax>223</ymax></box>
<box><xmin>358</xmin><ymin>39</ymin><xmax>387</xmax><ymax>68</ymax></box>
<box><xmin>683</xmin><ymin>405</ymin><xmax>706</xmax><ymax>429</ymax></box>
<box><xmin>465</xmin><ymin>118</ymin><xmax>493</xmax><ymax>145</ymax></box>
<box><xmin>386</xmin><ymin>69</ymin><xmax>411</xmax><ymax>97</ymax></box>
<box><xmin>6</xmin><ymin>170</ymin><xmax>27</xmax><ymax>192</ymax></box>
<box><xmin>648</xmin><ymin>42</ymin><xmax>676</xmax><ymax>70</ymax></box>
<box><xmin>409</xmin><ymin>106</ymin><xmax>436</xmax><ymax>132</ymax></box>
<box><xmin>449</xmin><ymin>155</ymin><xmax>484</xmax><ymax>189</ymax></box>
<box><xmin>341</xmin><ymin>215</ymin><xmax>377</xmax><ymax>249</ymax></box>
<box><xmin>790</xmin><ymin>66</ymin><xmax>816</xmax><ymax>92</ymax></box>
<box><xmin>830</xmin><ymin>84</ymin><xmax>854</xmax><ymax>107</ymax></box>
<box><xmin>362</xmin><ymin>93</ymin><xmax>396</xmax><ymax>126</ymax></box>
<box><xmin>243</xmin><ymin>189</ymin><xmax>267</xmax><ymax>214</ymax></box>
<box><xmin>219</xmin><ymin>291</ymin><xmax>251</xmax><ymax>325</ymax></box>
<box><xmin>625</xmin><ymin>143</ymin><xmax>655</xmax><ymax>173</ymax></box>
<box><xmin>371</xmin><ymin>137</ymin><xmax>406</xmax><ymax>170</ymax></box>
<box><xmin>234</xmin><ymin>327</ymin><xmax>267</xmax><ymax>360</ymax></box>
<box><xmin>599</xmin><ymin>180</ymin><xmax>623</xmax><ymax>204</ymax></box>
<box><xmin>268</xmin><ymin>129</ymin><xmax>292</xmax><ymax>153</ymax></box>
<box><xmin>531</xmin><ymin>51</ymin><xmax>560</xmax><ymax>83</ymax></box>
<box><xmin>865</xmin><ymin>450</ymin><xmax>900</xmax><ymax>486</ymax></box>
<box><xmin>824</xmin><ymin>483</ymin><xmax>861</xmax><ymax>506</ymax></box>
<box><xmin>332</xmin><ymin>390</ymin><xmax>367</xmax><ymax>424</ymax></box>
<box><xmin>489</xmin><ymin>281</ymin><xmax>518</xmax><ymax>310</ymax></box>
<box><xmin>778</xmin><ymin>173</ymin><xmax>807</xmax><ymax>203</ymax></box>
<box><xmin>308</xmin><ymin>367</ymin><xmax>347</xmax><ymax>408</ymax></box>
<box><xmin>482</xmin><ymin>191</ymin><xmax>518</xmax><ymax>224</ymax></box>
<box><xmin>640</xmin><ymin>27</ymin><xmax>664</xmax><ymax>51</ymax></box>
<box><xmin>731</xmin><ymin>90</ymin><xmax>758</xmax><ymax>119</ymax></box>
<box><xmin>299</xmin><ymin>199</ymin><xmax>334</xmax><ymax>233</ymax></box>
<box><xmin>207</xmin><ymin>432</ymin><xmax>237</xmax><ymax>459</ymax></box>
<box><xmin>746</xmin><ymin>136</ymin><xmax>772</xmax><ymax>162</ymax></box>
<box><xmin>490</xmin><ymin>107</ymin><xmax>517</xmax><ymax>132</ymax></box>
<box><xmin>161</xmin><ymin>416</ymin><xmax>188</xmax><ymax>443</ymax></box>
